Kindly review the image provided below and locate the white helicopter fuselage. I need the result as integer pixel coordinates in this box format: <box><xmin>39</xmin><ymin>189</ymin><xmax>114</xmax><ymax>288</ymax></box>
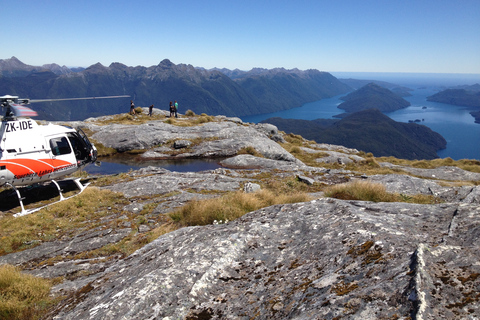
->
<box><xmin>0</xmin><ymin>118</ymin><xmax>97</xmax><ymax>187</ymax></box>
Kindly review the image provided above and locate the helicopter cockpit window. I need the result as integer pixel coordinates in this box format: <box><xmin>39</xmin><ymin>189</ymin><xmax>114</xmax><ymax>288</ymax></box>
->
<box><xmin>49</xmin><ymin>137</ymin><xmax>71</xmax><ymax>156</ymax></box>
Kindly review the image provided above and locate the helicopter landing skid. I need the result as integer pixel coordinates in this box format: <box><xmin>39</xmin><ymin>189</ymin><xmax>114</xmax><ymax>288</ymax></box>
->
<box><xmin>10</xmin><ymin>178</ymin><xmax>91</xmax><ymax>217</ymax></box>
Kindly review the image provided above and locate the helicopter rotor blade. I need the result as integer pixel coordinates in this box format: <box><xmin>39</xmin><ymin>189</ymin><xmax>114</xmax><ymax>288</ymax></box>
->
<box><xmin>28</xmin><ymin>95</ymin><xmax>130</xmax><ymax>104</ymax></box>
<box><xmin>9</xmin><ymin>103</ymin><xmax>38</xmax><ymax>117</ymax></box>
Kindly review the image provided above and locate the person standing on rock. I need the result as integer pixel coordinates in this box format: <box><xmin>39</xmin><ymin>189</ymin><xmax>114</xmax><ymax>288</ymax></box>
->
<box><xmin>169</xmin><ymin>101</ymin><xmax>174</xmax><ymax>118</ymax></box>
<box><xmin>130</xmin><ymin>100</ymin><xmax>136</xmax><ymax>115</ymax></box>
<box><xmin>149</xmin><ymin>104</ymin><xmax>154</xmax><ymax>116</ymax></box>
<box><xmin>174</xmin><ymin>100</ymin><xmax>178</xmax><ymax>118</ymax></box>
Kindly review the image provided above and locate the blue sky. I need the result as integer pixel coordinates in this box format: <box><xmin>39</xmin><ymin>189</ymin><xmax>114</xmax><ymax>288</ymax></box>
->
<box><xmin>2</xmin><ymin>0</ymin><xmax>480</xmax><ymax>74</ymax></box>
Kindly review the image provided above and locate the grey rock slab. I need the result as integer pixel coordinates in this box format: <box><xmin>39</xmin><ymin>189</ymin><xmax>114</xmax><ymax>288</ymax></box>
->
<box><xmin>220</xmin><ymin>154</ymin><xmax>307</xmax><ymax>170</ymax></box>
<box><xmin>86</xmin><ymin>119</ymin><xmax>299</xmax><ymax>162</ymax></box>
<box><xmin>297</xmin><ymin>175</ymin><xmax>315</xmax><ymax>185</ymax></box>
<box><xmin>104</xmin><ymin>169</ymin><xmax>244</xmax><ymax>198</ymax></box>
<box><xmin>380</xmin><ymin>163</ymin><xmax>480</xmax><ymax>181</ymax></box>
<box><xmin>243</xmin><ymin>182</ymin><xmax>261</xmax><ymax>193</ymax></box>
<box><xmin>314</xmin><ymin>150</ymin><xmax>365</xmax><ymax>164</ymax></box>
<box><xmin>173</xmin><ymin>139</ymin><xmax>192</xmax><ymax>149</ymax></box>
<box><xmin>369</xmin><ymin>174</ymin><xmax>480</xmax><ymax>203</ymax></box>
<box><xmin>310</xmin><ymin>143</ymin><xmax>360</xmax><ymax>154</ymax></box>
<box><xmin>52</xmin><ymin>199</ymin><xmax>479</xmax><ymax>319</ymax></box>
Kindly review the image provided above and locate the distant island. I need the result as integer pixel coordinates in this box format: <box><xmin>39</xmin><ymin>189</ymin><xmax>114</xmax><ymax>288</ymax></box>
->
<box><xmin>427</xmin><ymin>86</ymin><xmax>480</xmax><ymax>108</ymax></box>
<box><xmin>427</xmin><ymin>84</ymin><xmax>480</xmax><ymax>123</ymax></box>
<box><xmin>339</xmin><ymin>78</ymin><xmax>412</xmax><ymax>97</ymax></box>
<box><xmin>335</xmin><ymin>83</ymin><xmax>411</xmax><ymax>117</ymax></box>
<box><xmin>471</xmin><ymin>110</ymin><xmax>480</xmax><ymax>124</ymax></box>
<box><xmin>262</xmin><ymin>109</ymin><xmax>446</xmax><ymax>160</ymax></box>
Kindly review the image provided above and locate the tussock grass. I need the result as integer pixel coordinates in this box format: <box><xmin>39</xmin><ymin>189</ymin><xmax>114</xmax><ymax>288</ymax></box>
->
<box><xmin>264</xmin><ymin>176</ymin><xmax>325</xmax><ymax>194</ymax></box>
<box><xmin>184</xmin><ymin>109</ymin><xmax>196</xmax><ymax>117</ymax></box>
<box><xmin>170</xmin><ymin>189</ymin><xmax>311</xmax><ymax>227</ymax></box>
<box><xmin>0</xmin><ymin>264</ymin><xmax>54</xmax><ymax>320</ymax></box>
<box><xmin>324</xmin><ymin>180</ymin><xmax>438</xmax><ymax>204</ymax></box>
<box><xmin>93</xmin><ymin>172</ymin><xmax>134</xmax><ymax>186</ymax></box>
<box><xmin>238</xmin><ymin>146</ymin><xmax>263</xmax><ymax>157</ymax></box>
<box><xmin>163</xmin><ymin>114</ymin><xmax>216</xmax><ymax>127</ymax></box>
<box><xmin>0</xmin><ymin>188</ymin><xmax>128</xmax><ymax>255</ymax></box>
<box><xmin>92</xmin><ymin>111</ymin><xmax>167</xmax><ymax>125</ymax></box>
<box><xmin>378</xmin><ymin>156</ymin><xmax>480</xmax><ymax>173</ymax></box>
<box><xmin>283</xmin><ymin>133</ymin><xmax>305</xmax><ymax>146</ymax></box>
<box><xmin>325</xmin><ymin>180</ymin><xmax>396</xmax><ymax>202</ymax></box>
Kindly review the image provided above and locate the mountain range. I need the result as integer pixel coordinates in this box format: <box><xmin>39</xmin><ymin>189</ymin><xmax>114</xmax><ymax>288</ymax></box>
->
<box><xmin>0</xmin><ymin>57</ymin><xmax>351</xmax><ymax>121</ymax></box>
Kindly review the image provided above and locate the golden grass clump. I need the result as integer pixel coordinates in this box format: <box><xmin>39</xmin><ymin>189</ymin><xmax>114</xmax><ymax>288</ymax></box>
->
<box><xmin>0</xmin><ymin>264</ymin><xmax>53</xmax><ymax>320</ymax></box>
<box><xmin>238</xmin><ymin>146</ymin><xmax>263</xmax><ymax>157</ymax></box>
<box><xmin>325</xmin><ymin>180</ymin><xmax>396</xmax><ymax>202</ymax></box>
<box><xmin>324</xmin><ymin>180</ymin><xmax>439</xmax><ymax>204</ymax></box>
<box><xmin>283</xmin><ymin>133</ymin><xmax>304</xmax><ymax>146</ymax></box>
<box><xmin>170</xmin><ymin>189</ymin><xmax>311</xmax><ymax>226</ymax></box>
<box><xmin>194</xmin><ymin>114</ymin><xmax>215</xmax><ymax>124</ymax></box>
<box><xmin>184</xmin><ymin>109</ymin><xmax>196</xmax><ymax>117</ymax></box>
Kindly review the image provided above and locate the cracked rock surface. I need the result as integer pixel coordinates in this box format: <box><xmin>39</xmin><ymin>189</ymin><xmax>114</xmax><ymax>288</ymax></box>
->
<box><xmin>52</xmin><ymin>199</ymin><xmax>480</xmax><ymax>320</ymax></box>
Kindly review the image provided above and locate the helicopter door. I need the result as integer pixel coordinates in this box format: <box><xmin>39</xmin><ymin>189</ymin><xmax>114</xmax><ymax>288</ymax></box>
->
<box><xmin>66</xmin><ymin>132</ymin><xmax>90</xmax><ymax>164</ymax></box>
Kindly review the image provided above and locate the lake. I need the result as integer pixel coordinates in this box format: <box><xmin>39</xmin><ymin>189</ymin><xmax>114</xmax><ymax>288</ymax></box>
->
<box><xmin>242</xmin><ymin>73</ymin><xmax>480</xmax><ymax>161</ymax></box>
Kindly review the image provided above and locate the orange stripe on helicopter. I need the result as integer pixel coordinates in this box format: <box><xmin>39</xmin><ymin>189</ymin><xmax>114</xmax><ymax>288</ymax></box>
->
<box><xmin>0</xmin><ymin>158</ymin><xmax>72</xmax><ymax>177</ymax></box>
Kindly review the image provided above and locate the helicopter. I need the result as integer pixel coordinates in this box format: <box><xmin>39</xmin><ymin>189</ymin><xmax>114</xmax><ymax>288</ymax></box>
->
<box><xmin>0</xmin><ymin>94</ymin><xmax>129</xmax><ymax>217</ymax></box>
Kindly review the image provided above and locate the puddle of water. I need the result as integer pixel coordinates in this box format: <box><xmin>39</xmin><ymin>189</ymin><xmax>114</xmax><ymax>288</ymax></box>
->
<box><xmin>84</xmin><ymin>154</ymin><xmax>225</xmax><ymax>175</ymax></box>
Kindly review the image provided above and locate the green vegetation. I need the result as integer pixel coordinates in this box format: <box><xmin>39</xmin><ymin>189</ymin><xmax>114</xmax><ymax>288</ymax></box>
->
<box><xmin>0</xmin><ymin>264</ymin><xmax>55</xmax><ymax>320</ymax></box>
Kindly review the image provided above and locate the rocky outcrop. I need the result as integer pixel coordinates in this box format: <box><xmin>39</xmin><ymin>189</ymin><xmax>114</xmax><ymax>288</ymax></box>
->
<box><xmin>1</xmin><ymin>113</ymin><xmax>479</xmax><ymax>319</ymax></box>
<box><xmin>84</xmin><ymin>116</ymin><xmax>298</xmax><ymax>162</ymax></box>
